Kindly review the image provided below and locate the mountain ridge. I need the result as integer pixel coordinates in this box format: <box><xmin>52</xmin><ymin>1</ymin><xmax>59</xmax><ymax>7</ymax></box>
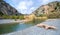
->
<box><xmin>32</xmin><ymin>1</ymin><xmax>60</xmax><ymax>17</ymax></box>
<box><xmin>0</xmin><ymin>0</ymin><xmax>22</xmax><ymax>15</ymax></box>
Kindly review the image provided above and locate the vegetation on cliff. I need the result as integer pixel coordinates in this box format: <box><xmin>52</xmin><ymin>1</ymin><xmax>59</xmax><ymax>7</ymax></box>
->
<box><xmin>0</xmin><ymin>0</ymin><xmax>24</xmax><ymax>20</ymax></box>
<box><xmin>32</xmin><ymin>1</ymin><xmax>60</xmax><ymax>18</ymax></box>
<box><xmin>1</xmin><ymin>1</ymin><xmax>60</xmax><ymax>20</ymax></box>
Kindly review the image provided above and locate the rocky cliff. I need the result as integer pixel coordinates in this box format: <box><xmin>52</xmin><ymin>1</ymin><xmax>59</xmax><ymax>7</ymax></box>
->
<box><xmin>32</xmin><ymin>1</ymin><xmax>60</xmax><ymax>17</ymax></box>
<box><xmin>0</xmin><ymin>0</ymin><xmax>21</xmax><ymax>15</ymax></box>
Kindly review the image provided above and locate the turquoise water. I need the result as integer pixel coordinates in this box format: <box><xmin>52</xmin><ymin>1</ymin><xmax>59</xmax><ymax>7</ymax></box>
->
<box><xmin>1</xmin><ymin>19</ymin><xmax>60</xmax><ymax>35</ymax></box>
<box><xmin>0</xmin><ymin>19</ymin><xmax>43</xmax><ymax>34</ymax></box>
<box><xmin>11</xmin><ymin>19</ymin><xmax>60</xmax><ymax>35</ymax></box>
<box><xmin>3</xmin><ymin>19</ymin><xmax>60</xmax><ymax>35</ymax></box>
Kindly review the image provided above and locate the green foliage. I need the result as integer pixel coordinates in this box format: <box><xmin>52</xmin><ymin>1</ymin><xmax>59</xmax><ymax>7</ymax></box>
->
<box><xmin>1</xmin><ymin>15</ymin><xmax>24</xmax><ymax>20</ymax></box>
<box><xmin>19</xmin><ymin>15</ymin><xmax>24</xmax><ymax>20</ymax></box>
<box><xmin>11</xmin><ymin>15</ymin><xmax>18</xmax><ymax>19</ymax></box>
<box><xmin>38</xmin><ymin>14</ymin><xmax>47</xmax><ymax>17</ymax></box>
<box><xmin>2</xmin><ymin>15</ymin><xmax>9</xmax><ymax>19</ymax></box>
<box><xmin>47</xmin><ymin>12</ymin><xmax>60</xmax><ymax>18</ymax></box>
<box><xmin>0</xmin><ymin>12</ymin><xmax>3</xmax><ymax>16</ymax></box>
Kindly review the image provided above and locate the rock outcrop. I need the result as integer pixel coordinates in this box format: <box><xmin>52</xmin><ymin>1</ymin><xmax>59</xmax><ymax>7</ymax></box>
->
<box><xmin>0</xmin><ymin>0</ymin><xmax>21</xmax><ymax>15</ymax></box>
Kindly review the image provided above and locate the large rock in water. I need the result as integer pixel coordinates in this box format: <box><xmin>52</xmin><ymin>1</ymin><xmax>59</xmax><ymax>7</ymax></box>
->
<box><xmin>32</xmin><ymin>1</ymin><xmax>60</xmax><ymax>16</ymax></box>
<box><xmin>0</xmin><ymin>0</ymin><xmax>21</xmax><ymax>15</ymax></box>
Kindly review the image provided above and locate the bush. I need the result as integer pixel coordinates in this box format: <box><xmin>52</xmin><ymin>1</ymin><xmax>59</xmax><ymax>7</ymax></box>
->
<box><xmin>47</xmin><ymin>12</ymin><xmax>60</xmax><ymax>18</ymax></box>
<box><xmin>38</xmin><ymin>14</ymin><xmax>47</xmax><ymax>17</ymax></box>
<box><xmin>1</xmin><ymin>15</ymin><xmax>24</xmax><ymax>20</ymax></box>
<box><xmin>2</xmin><ymin>15</ymin><xmax>9</xmax><ymax>19</ymax></box>
<box><xmin>19</xmin><ymin>16</ymin><xmax>24</xmax><ymax>20</ymax></box>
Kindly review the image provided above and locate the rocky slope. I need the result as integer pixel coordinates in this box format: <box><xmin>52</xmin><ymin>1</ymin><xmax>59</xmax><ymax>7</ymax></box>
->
<box><xmin>32</xmin><ymin>1</ymin><xmax>60</xmax><ymax>17</ymax></box>
<box><xmin>0</xmin><ymin>0</ymin><xmax>21</xmax><ymax>15</ymax></box>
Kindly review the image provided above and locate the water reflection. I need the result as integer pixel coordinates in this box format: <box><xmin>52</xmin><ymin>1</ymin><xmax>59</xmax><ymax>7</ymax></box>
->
<box><xmin>0</xmin><ymin>23</ymin><xmax>19</xmax><ymax>34</ymax></box>
<box><xmin>0</xmin><ymin>19</ymin><xmax>44</xmax><ymax>34</ymax></box>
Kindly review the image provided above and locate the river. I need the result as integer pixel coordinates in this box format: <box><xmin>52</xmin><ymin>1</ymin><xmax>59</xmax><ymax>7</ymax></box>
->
<box><xmin>0</xmin><ymin>19</ymin><xmax>60</xmax><ymax>35</ymax></box>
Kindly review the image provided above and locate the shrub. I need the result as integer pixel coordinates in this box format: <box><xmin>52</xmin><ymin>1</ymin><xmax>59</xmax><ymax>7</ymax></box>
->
<box><xmin>47</xmin><ymin>12</ymin><xmax>60</xmax><ymax>18</ymax></box>
<box><xmin>1</xmin><ymin>15</ymin><xmax>24</xmax><ymax>20</ymax></box>
<box><xmin>19</xmin><ymin>16</ymin><xmax>24</xmax><ymax>20</ymax></box>
<box><xmin>38</xmin><ymin>14</ymin><xmax>47</xmax><ymax>17</ymax></box>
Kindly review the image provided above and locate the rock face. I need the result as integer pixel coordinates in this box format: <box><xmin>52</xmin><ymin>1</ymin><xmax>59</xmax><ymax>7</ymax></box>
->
<box><xmin>32</xmin><ymin>1</ymin><xmax>60</xmax><ymax>16</ymax></box>
<box><xmin>0</xmin><ymin>0</ymin><xmax>21</xmax><ymax>15</ymax></box>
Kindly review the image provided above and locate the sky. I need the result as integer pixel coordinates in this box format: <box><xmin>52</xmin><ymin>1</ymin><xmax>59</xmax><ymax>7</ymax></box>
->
<box><xmin>4</xmin><ymin>0</ymin><xmax>60</xmax><ymax>14</ymax></box>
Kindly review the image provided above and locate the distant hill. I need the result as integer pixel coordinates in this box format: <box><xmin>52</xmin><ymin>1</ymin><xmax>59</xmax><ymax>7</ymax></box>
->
<box><xmin>0</xmin><ymin>0</ymin><xmax>22</xmax><ymax>15</ymax></box>
<box><xmin>32</xmin><ymin>1</ymin><xmax>60</xmax><ymax>17</ymax></box>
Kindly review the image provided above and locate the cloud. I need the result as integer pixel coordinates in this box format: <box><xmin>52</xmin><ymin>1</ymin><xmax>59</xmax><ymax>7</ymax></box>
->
<box><xmin>17</xmin><ymin>1</ymin><xmax>27</xmax><ymax>10</ymax></box>
<box><xmin>16</xmin><ymin>0</ymin><xmax>34</xmax><ymax>14</ymax></box>
<box><xmin>17</xmin><ymin>1</ymin><xmax>33</xmax><ymax>9</ymax></box>
<box><xmin>28</xmin><ymin>7</ymin><xmax>35</xmax><ymax>14</ymax></box>
<box><xmin>26</xmin><ymin>1</ymin><xmax>33</xmax><ymax>6</ymax></box>
<box><xmin>30</xmin><ymin>7</ymin><xmax>35</xmax><ymax>11</ymax></box>
<box><xmin>4</xmin><ymin>0</ymin><xmax>60</xmax><ymax>14</ymax></box>
<box><xmin>42</xmin><ymin>0</ymin><xmax>49</xmax><ymax>4</ymax></box>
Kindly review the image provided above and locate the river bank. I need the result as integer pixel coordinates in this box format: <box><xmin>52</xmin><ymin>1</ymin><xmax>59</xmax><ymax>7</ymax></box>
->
<box><xmin>0</xmin><ymin>19</ymin><xmax>32</xmax><ymax>24</ymax></box>
<box><xmin>1</xmin><ymin>19</ymin><xmax>60</xmax><ymax>35</ymax></box>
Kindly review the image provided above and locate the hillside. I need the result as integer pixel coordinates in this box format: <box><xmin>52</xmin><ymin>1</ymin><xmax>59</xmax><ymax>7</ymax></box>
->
<box><xmin>32</xmin><ymin>1</ymin><xmax>60</xmax><ymax>18</ymax></box>
<box><xmin>0</xmin><ymin>0</ymin><xmax>22</xmax><ymax>15</ymax></box>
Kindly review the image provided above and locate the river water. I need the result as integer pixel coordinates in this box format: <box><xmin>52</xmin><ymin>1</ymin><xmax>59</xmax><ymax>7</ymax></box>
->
<box><xmin>0</xmin><ymin>19</ymin><xmax>42</xmax><ymax>34</ymax></box>
<box><xmin>0</xmin><ymin>19</ymin><xmax>60</xmax><ymax>35</ymax></box>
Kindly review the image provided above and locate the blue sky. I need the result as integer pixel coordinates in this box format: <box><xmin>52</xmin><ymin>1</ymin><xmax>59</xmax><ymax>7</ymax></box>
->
<box><xmin>4</xmin><ymin>0</ymin><xmax>60</xmax><ymax>14</ymax></box>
